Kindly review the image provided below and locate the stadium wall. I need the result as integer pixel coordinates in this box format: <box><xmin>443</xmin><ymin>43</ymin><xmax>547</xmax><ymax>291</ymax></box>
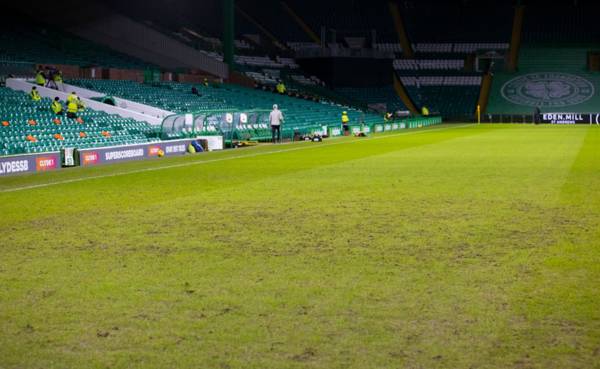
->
<box><xmin>0</xmin><ymin>152</ymin><xmax>61</xmax><ymax>177</ymax></box>
<box><xmin>0</xmin><ymin>138</ymin><xmax>223</xmax><ymax>177</ymax></box>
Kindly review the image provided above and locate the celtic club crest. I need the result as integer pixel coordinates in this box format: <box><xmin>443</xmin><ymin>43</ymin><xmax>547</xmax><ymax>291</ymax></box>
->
<box><xmin>501</xmin><ymin>73</ymin><xmax>594</xmax><ymax>108</ymax></box>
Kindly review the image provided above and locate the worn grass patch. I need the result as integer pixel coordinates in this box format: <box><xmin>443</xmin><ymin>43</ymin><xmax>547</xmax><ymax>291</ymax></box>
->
<box><xmin>0</xmin><ymin>124</ymin><xmax>598</xmax><ymax>369</ymax></box>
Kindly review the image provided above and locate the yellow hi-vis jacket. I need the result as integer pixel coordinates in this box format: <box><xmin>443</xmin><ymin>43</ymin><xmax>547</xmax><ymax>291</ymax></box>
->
<box><xmin>30</xmin><ymin>90</ymin><xmax>41</xmax><ymax>101</ymax></box>
<box><xmin>67</xmin><ymin>101</ymin><xmax>78</xmax><ymax>113</ymax></box>
<box><xmin>341</xmin><ymin>114</ymin><xmax>349</xmax><ymax>124</ymax></box>
<box><xmin>67</xmin><ymin>93</ymin><xmax>77</xmax><ymax>104</ymax></box>
<box><xmin>35</xmin><ymin>72</ymin><xmax>46</xmax><ymax>85</ymax></box>
<box><xmin>51</xmin><ymin>101</ymin><xmax>63</xmax><ymax>114</ymax></box>
<box><xmin>421</xmin><ymin>106</ymin><xmax>430</xmax><ymax>116</ymax></box>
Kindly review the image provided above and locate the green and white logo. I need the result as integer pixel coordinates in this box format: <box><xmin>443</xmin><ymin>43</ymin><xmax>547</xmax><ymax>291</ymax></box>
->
<box><xmin>501</xmin><ymin>73</ymin><xmax>594</xmax><ymax>107</ymax></box>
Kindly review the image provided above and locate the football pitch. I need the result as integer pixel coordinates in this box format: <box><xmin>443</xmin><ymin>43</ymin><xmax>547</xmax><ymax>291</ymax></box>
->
<box><xmin>1</xmin><ymin>124</ymin><xmax>598</xmax><ymax>369</ymax></box>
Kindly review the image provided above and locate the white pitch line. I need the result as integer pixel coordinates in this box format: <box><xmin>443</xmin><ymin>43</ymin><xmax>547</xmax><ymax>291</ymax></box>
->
<box><xmin>0</xmin><ymin>124</ymin><xmax>473</xmax><ymax>193</ymax></box>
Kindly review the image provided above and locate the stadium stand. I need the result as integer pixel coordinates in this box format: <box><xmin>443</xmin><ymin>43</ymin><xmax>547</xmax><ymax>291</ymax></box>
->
<box><xmin>487</xmin><ymin>45</ymin><xmax>600</xmax><ymax>114</ymax></box>
<box><xmin>390</xmin><ymin>57</ymin><xmax>482</xmax><ymax>119</ymax></box>
<box><xmin>248</xmin><ymin>1</ymin><xmax>505</xmax><ymax>120</ymax></box>
<box><xmin>375</xmin><ymin>43</ymin><xmax>510</xmax><ymax>56</ymax></box>
<box><xmin>143</xmin><ymin>23</ymin><xmax>341</xmax><ymax>107</ymax></box>
<box><xmin>394</xmin><ymin>59</ymin><xmax>465</xmax><ymax>71</ymax></box>
<box><xmin>235</xmin><ymin>55</ymin><xmax>292</xmax><ymax>69</ymax></box>
<box><xmin>0</xmin><ymin>0</ymin><xmax>450</xmax><ymax>160</ymax></box>
<box><xmin>67</xmin><ymin>79</ymin><xmax>234</xmax><ymax>112</ymax></box>
<box><xmin>0</xmin><ymin>86</ymin><xmax>157</xmax><ymax>156</ymax></box>
<box><xmin>287</xmin><ymin>42</ymin><xmax>321</xmax><ymax>52</ymax></box>
<box><xmin>66</xmin><ymin>79</ymin><xmax>387</xmax><ymax>141</ymax></box>
<box><xmin>485</xmin><ymin>0</ymin><xmax>600</xmax><ymax>116</ymax></box>
<box><xmin>144</xmin><ymin>21</ymin><xmax>260</xmax><ymax>59</ymax></box>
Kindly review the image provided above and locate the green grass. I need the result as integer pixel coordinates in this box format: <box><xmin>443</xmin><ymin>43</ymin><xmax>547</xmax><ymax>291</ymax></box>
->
<box><xmin>1</xmin><ymin>124</ymin><xmax>599</xmax><ymax>369</ymax></box>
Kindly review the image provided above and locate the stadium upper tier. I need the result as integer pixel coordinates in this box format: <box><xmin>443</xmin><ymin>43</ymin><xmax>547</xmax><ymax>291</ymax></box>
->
<box><xmin>1</xmin><ymin>21</ymin><xmax>155</xmax><ymax>69</ymax></box>
<box><xmin>0</xmin><ymin>87</ymin><xmax>157</xmax><ymax>156</ymax></box>
<box><xmin>66</xmin><ymin>79</ymin><xmax>385</xmax><ymax>130</ymax></box>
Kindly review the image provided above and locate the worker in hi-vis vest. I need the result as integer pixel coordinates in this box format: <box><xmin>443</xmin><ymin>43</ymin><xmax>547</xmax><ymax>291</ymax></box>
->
<box><xmin>51</xmin><ymin>97</ymin><xmax>63</xmax><ymax>115</ymax></box>
<box><xmin>421</xmin><ymin>106</ymin><xmax>430</xmax><ymax>116</ymax></box>
<box><xmin>67</xmin><ymin>100</ymin><xmax>78</xmax><ymax>119</ymax></box>
<box><xmin>35</xmin><ymin>69</ymin><xmax>46</xmax><ymax>86</ymax></box>
<box><xmin>30</xmin><ymin>86</ymin><xmax>41</xmax><ymax>101</ymax></box>
<box><xmin>341</xmin><ymin>111</ymin><xmax>350</xmax><ymax>135</ymax></box>
<box><xmin>276</xmin><ymin>82</ymin><xmax>286</xmax><ymax>94</ymax></box>
<box><xmin>53</xmin><ymin>70</ymin><xmax>63</xmax><ymax>91</ymax></box>
<box><xmin>67</xmin><ymin>91</ymin><xmax>78</xmax><ymax>104</ymax></box>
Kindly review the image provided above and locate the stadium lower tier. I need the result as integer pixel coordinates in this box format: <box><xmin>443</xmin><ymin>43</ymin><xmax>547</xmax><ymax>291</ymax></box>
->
<box><xmin>66</xmin><ymin>79</ymin><xmax>386</xmax><ymax>131</ymax></box>
<box><xmin>1</xmin><ymin>79</ymin><xmax>442</xmax><ymax>158</ymax></box>
<box><xmin>0</xmin><ymin>87</ymin><xmax>158</xmax><ymax>156</ymax></box>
